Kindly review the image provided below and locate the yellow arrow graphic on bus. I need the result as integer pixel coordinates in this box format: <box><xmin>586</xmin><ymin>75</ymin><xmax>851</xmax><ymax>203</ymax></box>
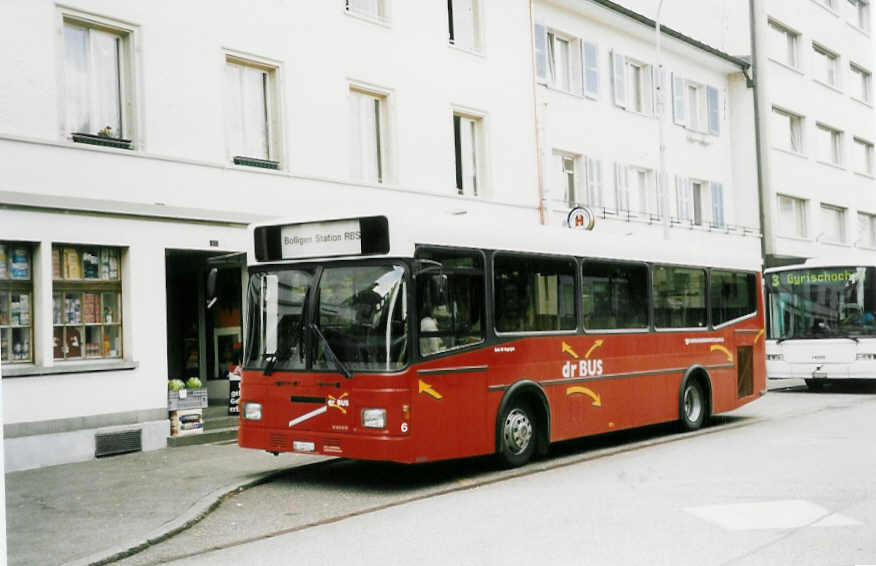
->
<box><xmin>566</xmin><ymin>386</ymin><xmax>602</xmax><ymax>407</ymax></box>
<box><xmin>562</xmin><ymin>342</ymin><xmax>579</xmax><ymax>359</ymax></box>
<box><xmin>418</xmin><ymin>379</ymin><xmax>443</xmax><ymax>400</ymax></box>
<box><xmin>585</xmin><ymin>339</ymin><xmax>604</xmax><ymax>359</ymax></box>
<box><xmin>754</xmin><ymin>329</ymin><xmax>765</xmax><ymax>344</ymax></box>
<box><xmin>710</xmin><ymin>344</ymin><xmax>734</xmax><ymax>362</ymax></box>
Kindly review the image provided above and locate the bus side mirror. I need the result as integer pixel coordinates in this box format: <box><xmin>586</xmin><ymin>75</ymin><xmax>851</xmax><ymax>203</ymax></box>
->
<box><xmin>206</xmin><ymin>268</ymin><xmax>218</xmax><ymax>310</ymax></box>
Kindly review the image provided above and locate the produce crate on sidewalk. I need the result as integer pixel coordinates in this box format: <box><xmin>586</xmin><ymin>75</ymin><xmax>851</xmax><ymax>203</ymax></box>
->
<box><xmin>168</xmin><ymin>387</ymin><xmax>208</xmax><ymax>411</ymax></box>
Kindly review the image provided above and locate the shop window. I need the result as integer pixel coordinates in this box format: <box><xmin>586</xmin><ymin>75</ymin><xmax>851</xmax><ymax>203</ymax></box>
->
<box><xmin>0</xmin><ymin>243</ymin><xmax>34</xmax><ymax>365</ymax></box>
<box><xmin>52</xmin><ymin>245</ymin><xmax>123</xmax><ymax>360</ymax></box>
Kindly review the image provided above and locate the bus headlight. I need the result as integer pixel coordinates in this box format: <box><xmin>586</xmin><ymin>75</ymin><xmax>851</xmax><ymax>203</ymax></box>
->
<box><xmin>243</xmin><ymin>402</ymin><xmax>262</xmax><ymax>421</ymax></box>
<box><xmin>766</xmin><ymin>354</ymin><xmax>784</xmax><ymax>361</ymax></box>
<box><xmin>361</xmin><ymin>408</ymin><xmax>386</xmax><ymax>429</ymax></box>
<box><xmin>857</xmin><ymin>353</ymin><xmax>876</xmax><ymax>360</ymax></box>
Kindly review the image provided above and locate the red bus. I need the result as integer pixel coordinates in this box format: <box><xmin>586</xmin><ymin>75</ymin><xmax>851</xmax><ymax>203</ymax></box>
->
<box><xmin>236</xmin><ymin>213</ymin><xmax>765</xmax><ymax>467</ymax></box>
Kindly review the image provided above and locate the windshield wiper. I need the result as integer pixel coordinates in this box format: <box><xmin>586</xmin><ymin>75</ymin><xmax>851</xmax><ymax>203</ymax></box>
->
<box><xmin>308</xmin><ymin>323</ymin><xmax>353</xmax><ymax>379</ymax></box>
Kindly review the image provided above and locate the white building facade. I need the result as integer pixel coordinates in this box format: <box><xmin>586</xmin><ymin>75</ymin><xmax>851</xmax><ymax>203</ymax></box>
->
<box><xmin>0</xmin><ymin>0</ymin><xmax>761</xmax><ymax>470</ymax></box>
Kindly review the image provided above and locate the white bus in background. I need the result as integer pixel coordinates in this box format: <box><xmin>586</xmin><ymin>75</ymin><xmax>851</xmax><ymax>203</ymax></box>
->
<box><xmin>765</xmin><ymin>258</ymin><xmax>876</xmax><ymax>391</ymax></box>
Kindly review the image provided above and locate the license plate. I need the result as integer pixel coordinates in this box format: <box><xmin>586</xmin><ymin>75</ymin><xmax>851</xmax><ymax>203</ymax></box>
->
<box><xmin>293</xmin><ymin>441</ymin><xmax>315</xmax><ymax>452</ymax></box>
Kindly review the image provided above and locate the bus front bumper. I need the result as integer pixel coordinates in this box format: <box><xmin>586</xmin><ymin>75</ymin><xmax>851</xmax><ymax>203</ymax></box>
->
<box><xmin>238</xmin><ymin>425</ymin><xmax>417</xmax><ymax>463</ymax></box>
<box><xmin>767</xmin><ymin>360</ymin><xmax>876</xmax><ymax>380</ymax></box>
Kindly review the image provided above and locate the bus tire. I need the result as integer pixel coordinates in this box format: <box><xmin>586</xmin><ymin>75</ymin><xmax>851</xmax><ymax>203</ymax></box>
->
<box><xmin>805</xmin><ymin>379</ymin><xmax>824</xmax><ymax>392</ymax></box>
<box><xmin>679</xmin><ymin>379</ymin><xmax>706</xmax><ymax>431</ymax></box>
<box><xmin>498</xmin><ymin>400</ymin><xmax>536</xmax><ymax>468</ymax></box>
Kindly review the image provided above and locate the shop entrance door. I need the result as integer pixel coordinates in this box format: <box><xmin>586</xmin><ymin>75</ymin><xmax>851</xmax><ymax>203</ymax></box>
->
<box><xmin>165</xmin><ymin>250</ymin><xmax>245</xmax><ymax>409</ymax></box>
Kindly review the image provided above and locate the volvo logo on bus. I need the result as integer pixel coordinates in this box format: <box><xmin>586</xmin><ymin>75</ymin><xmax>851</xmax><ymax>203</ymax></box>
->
<box><xmin>566</xmin><ymin>207</ymin><xmax>596</xmax><ymax>231</ymax></box>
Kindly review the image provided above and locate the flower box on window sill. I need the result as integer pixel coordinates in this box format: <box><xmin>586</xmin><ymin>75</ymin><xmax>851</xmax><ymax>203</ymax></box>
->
<box><xmin>72</xmin><ymin>132</ymin><xmax>133</xmax><ymax>150</ymax></box>
<box><xmin>233</xmin><ymin>156</ymin><xmax>279</xmax><ymax>170</ymax></box>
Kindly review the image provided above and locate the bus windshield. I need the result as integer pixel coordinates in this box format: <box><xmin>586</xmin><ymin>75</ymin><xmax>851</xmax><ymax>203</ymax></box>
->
<box><xmin>245</xmin><ymin>263</ymin><xmax>408</xmax><ymax>373</ymax></box>
<box><xmin>766</xmin><ymin>266</ymin><xmax>876</xmax><ymax>340</ymax></box>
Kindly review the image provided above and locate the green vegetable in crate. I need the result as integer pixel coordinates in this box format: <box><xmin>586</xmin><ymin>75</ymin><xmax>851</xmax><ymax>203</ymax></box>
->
<box><xmin>185</xmin><ymin>377</ymin><xmax>203</xmax><ymax>389</ymax></box>
<box><xmin>168</xmin><ymin>379</ymin><xmax>186</xmax><ymax>391</ymax></box>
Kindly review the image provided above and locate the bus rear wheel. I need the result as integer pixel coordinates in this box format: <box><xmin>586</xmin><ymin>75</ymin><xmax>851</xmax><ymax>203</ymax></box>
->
<box><xmin>679</xmin><ymin>379</ymin><xmax>706</xmax><ymax>431</ymax></box>
<box><xmin>498</xmin><ymin>401</ymin><xmax>536</xmax><ymax>468</ymax></box>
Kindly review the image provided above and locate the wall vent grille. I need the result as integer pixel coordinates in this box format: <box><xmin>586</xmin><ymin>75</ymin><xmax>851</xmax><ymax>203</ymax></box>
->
<box><xmin>95</xmin><ymin>429</ymin><xmax>142</xmax><ymax>458</ymax></box>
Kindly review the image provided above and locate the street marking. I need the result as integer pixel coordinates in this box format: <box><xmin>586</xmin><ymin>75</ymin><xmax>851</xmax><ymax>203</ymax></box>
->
<box><xmin>566</xmin><ymin>386</ymin><xmax>602</xmax><ymax>407</ymax></box>
<box><xmin>685</xmin><ymin>500</ymin><xmax>861</xmax><ymax>531</ymax></box>
<box><xmin>418</xmin><ymin>379</ymin><xmax>443</xmax><ymax>400</ymax></box>
<box><xmin>562</xmin><ymin>342</ymin><xmax>579</xmax><ymax>359</ymax></box>
<box><xmin>710</xmin><ymin>344</ymin><xmax>734</xmax><ymax>362</ymax></box>
<box><xmin>288</xmin><ymin>405</ymin><xmax>327</xmax><ymax>428</ymax></box>
<box><xmin>584</xmin><ymin>339</ymin><xmax>604</xmax><ymax>359</ymax></box>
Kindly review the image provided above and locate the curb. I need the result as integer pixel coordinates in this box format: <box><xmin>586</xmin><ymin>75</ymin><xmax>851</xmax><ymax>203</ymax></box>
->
<box><xmin>60</xmin><ymin>458</ymin><xmax>333</xmax><ymax>566</ymax></box>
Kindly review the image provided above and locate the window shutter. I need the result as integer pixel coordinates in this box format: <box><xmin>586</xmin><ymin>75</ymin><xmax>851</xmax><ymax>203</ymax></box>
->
<box><xmin>707</xmin><ymin>86</ymin><xmax>720</xmax><ymax>135</ymax></box>
<box><xmin>675</xmin><ymin>175</ymin><xmax>691</xmax><ymax>221</ymax></box>
<box><xmin>570</xmin><ymin>42</ymin><xmax>583</xmax><ymax>95</ymax></box>
<box><xmin>672</xmin><ymin>74</ymin><xmax>686</xmax><ymax>125</ymax></box>
<box><xmin>534</xmin><ymin>23</ymin><xmax>548</xmax><ymax>84</ymax></box>
<box><xmin>614</xmin><ymin>163</ymin><xmax>630</xmax><ymax>212</ymax></box>
<box><xmin>656</xmin><ymin>171</ymin><xmax>667</xmax><ymax>217</ymax></box>
<box><xmin>611</xmin><ymin>51</ymin><xmax>626</xmax><ymax>108</ymax></box>
<box><xmin>711</xmin><ymin>182</ymin><xmax>724</xmax><ymax>227</ymax></box>
<box><xmin>582</xmin><ymin>42</ymin><xmax>599</xmax><ymax>97</ymax></box>
<box><xmin>585</xmin><ymin>156</ymin><xmax>596</xmax><ymax>206</ymax></box>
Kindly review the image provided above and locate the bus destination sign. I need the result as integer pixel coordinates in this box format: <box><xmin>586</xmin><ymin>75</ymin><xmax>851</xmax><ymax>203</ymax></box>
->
<box><xmin>281</xmin><ymin>219</ymin><xmax>362</xmax><ymax>259</ymax></box>
<box><xmin>767</xmin><ymin>268</ymin><xmax>860</xmax><ymax>288</ymax></box>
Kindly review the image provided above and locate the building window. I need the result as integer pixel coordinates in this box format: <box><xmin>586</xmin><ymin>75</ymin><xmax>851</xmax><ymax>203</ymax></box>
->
<box><xmin>820</xmin><ymin>204</ymin><xmax>847</xmax><ymax>243</ymax></box>
<box><xmin>853</xmin><ymin>138</ymin><xmax>874</xmax><ymax>174</ymax></box>
<box><xmin>225</xmin><ymin>56</ymin><xmax>279</xmax><ymax>168</ymax></box>
<box><xmin>63</xmin><ymin>18</ymin><xmax>133</xmax><ymax>148</ymax></box>
<box><xmin>778</xmin><ymin>195</ymin><xmax>808</xmax><ymax>238</ymax></box>
<box><xmin>453</xmin><ymin>113</ymin><xmax>481</xmax><ymax>196</ymax></box>
<box><xmin>0</xmin><ymin>243</ymin><xmax>34</xmax><ymax>365</ymax></box>
<box><xmin>847</xmin><ymin>0</ymin><xmax>870</xmax><ymax>31</ymax></box>
<box><xmin>768</xmin><ymin>20</ymin><xmax>799</xmax><ymax>68</ymax></box>
<box><xmin>858</xmin><ymin>212</ymin><xmax>876</xmax><ymax>246</ymax></box>
<box><xmin>612</xmin><ymin>52</ymin><xmax>655</xmax><ymax>115</ymax></box>
<box><xmin>345</xmin><ymin>0</ymin><xmax>387</xmax><ymax>21</ymax></box>
<box><xmin>349</xmin><ymin>88</ymin><xmax>388</xmax><ymax>184</ymax></box>
<box><xmin>771</xmin><ymin>107</ymin><xmax>804</xmax><ymax>154</ymax></box>
<box><xmin>552</xmin><ymin>152</ymin><xmax>578</xmax><ymax>206</ymax></box>
<box><xmin>672</xmin><ymin>75</ymin><xmax>720</xmax><ymax>134</ymax></box>
<box><xmin>850</xmin><ymin>63</ymin><xmax>872</xmax><ymax>102</ymax></box>
<box><xmin>812</xmin><ymin>43</ymin><xmax>840</xmax><ymax>87</ymax></box>
<box><xmin>816</xmin><ymin>123</ymin><xmax>843</xmax><ymax>165</ymax></box>
<box><xmin>52</xmin><ymin>246</ymin><xmax>122</xmax><ymax>360</ymax></box>
<box><xmin>447</xmin><ymin>0</ymin><xmax>479</xmax><ymax>52</ymax></box>
<box><xmin>535</xmin><ymin>25</ymin><xmax>598</xmax><ymax>97</ymax></box>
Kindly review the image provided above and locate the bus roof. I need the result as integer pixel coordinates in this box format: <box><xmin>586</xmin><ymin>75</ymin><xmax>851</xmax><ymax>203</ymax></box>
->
<box><xmin>249</xmin><ymin>210</ymin><xmax>763</xmax><ymax>272</ymax></box>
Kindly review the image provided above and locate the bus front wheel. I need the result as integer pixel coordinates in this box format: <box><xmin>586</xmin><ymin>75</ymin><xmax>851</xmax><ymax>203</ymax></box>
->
<box><xmin>498</xmin><ymin>401</ymin><xmax>536</xmax><ymax>468</ymax></box>
<box><xmin>679</xmin><ymin>379</ymin><xmax>706</xmax><ymax>431</ymax></box>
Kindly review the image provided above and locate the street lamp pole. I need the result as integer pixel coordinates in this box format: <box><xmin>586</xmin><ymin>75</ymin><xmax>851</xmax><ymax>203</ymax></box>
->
<box><xmin>655</xmin><ymin>0</ymin><xmax>669</xmax><ymax>239</ymax></box>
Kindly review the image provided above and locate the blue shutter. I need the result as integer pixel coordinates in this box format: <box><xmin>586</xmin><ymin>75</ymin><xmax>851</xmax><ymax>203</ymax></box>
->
<box><xmin>707</xmin><ymin>86</ymin><xmax>720</xmax><ymax>135</ymax></box>
<box><xmin>534</xmin><ymin>23</ymin><xmax>548</xmax><ymax>84</ymax></box>
<box><xmin>611</xmin><ymin>51</ymin><xmax>626</xmax><ymax>107</ymax></box>
<box><xmin>711</xmin><ymin>182</ymin><xmax>724</xmax><ymax>227</ymax></box>
<box><xmin>582</xmin><ymin>42</ymin><xmax>599</xmax><ymax>97</ymax></box>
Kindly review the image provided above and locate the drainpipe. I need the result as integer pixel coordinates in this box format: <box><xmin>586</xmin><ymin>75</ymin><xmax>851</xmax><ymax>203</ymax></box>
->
<box><xmin>750</xmin><ymin>0</ymin><xmax>773</xmax><ymax>265</ymax></box>
<box><xmin>530</xmin><ymin>0</ymin><xmax>547</xmax><ymax>225</ymax></box>
<box><xmin>655</xmin><ymin>0</ymin><xmax>669</xmax><ymax>239</ymax></box>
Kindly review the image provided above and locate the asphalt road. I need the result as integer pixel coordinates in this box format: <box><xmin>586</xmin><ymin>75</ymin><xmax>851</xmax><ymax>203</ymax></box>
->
<box><xmin>114</xmin><ymin>380</ymin><xmax>876</xmax><ymax>566</ymax></box>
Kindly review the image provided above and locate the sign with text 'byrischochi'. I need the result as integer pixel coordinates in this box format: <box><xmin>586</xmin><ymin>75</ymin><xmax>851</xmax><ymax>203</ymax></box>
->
<box><xmin>280</xmin><ymin>219</ymin><xmax>362</xmax><ymax>259</ymax></box>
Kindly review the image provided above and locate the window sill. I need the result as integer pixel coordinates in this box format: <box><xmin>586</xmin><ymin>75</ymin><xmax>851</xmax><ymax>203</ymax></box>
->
<box><xmin>343</xmin><ymin>8</ymin><xmax>391</xmax><ymax>28</ymax></box>
<box><xmin>846</xmin><ymin>21</ymin><xmax>871</xmax><ymax>37</ymax></box>
<box><xmin>232</xmin><ymin>156</ymin><xmax>280</xmax><ymax>170</ymax></box>
<box><xmin>777</xmin><ymin>234</ymin><xmax>811</xmax><ymax>243</ymax></box>
<box><xmin>854</xmin><ymin>171</ymin><xmax>875</xmax><ymax>179</ymax></box>
<box><xmin>820</xmin><ymin>239</ymin><xmax>851</xmax><ymax>248</ymax></box>
<box><xmin>851</xmin><ymin>96</ymin><xmax>873</xmax><ymax>108</ymax></box>
<box><xmin>71</xmin><ymin>133</ymin><xmax>133</xmax><ymax>150</ymax></box>
<box><xmin>815</xmin><ymin>159</ymin><xmax>845</xmax><ymax>171</ymax></box>
<box><xmin>2</xmin><ymin>359</ymin><xmax>138</xmax><ymax>378</ymax></box>
<box><xmin>772</xmin><ymin>146</ymin><xmax>808</xmax><ymax>160</ymax></box>
<box><xmin>448</xmin><ymin>42</ymin><xmax>485</xmax><ymax>58</ymax></box>
<box><xmin>685</xmin><ymin>131</ymin><xmax>713</xmax><ymax>146</ymax></box>
<box><xmin>544</xmin><ymin>85</ymin><xmax>598</xmax><ymax>102</ymax></box>
<box><xmin>768</xmin><ymin>58</ymin><xmax>805</xmax><ymax>76</ymax></box>
<box><xmin>813</xmin><ymin>78</ymin><xmax>843</xmax><ymax>94</ymax></box>
<box><xmin>808</xmin><ymin>0</ymin><xmax>840</xmax><ymax>17</ymax></box>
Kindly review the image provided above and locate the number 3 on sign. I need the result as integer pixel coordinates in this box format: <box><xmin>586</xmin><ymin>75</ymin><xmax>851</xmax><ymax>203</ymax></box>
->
<box><xmin>401</xmin><ymin>422</ymin><xmax>409</xmax><ymax>433</ymax></box>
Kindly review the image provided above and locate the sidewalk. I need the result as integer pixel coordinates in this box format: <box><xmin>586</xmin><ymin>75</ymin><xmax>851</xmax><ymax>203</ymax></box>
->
<box><xmin>5</xmin><ymin>440</ymin><xmax>328</xmax><ymax>566</ymax></box>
